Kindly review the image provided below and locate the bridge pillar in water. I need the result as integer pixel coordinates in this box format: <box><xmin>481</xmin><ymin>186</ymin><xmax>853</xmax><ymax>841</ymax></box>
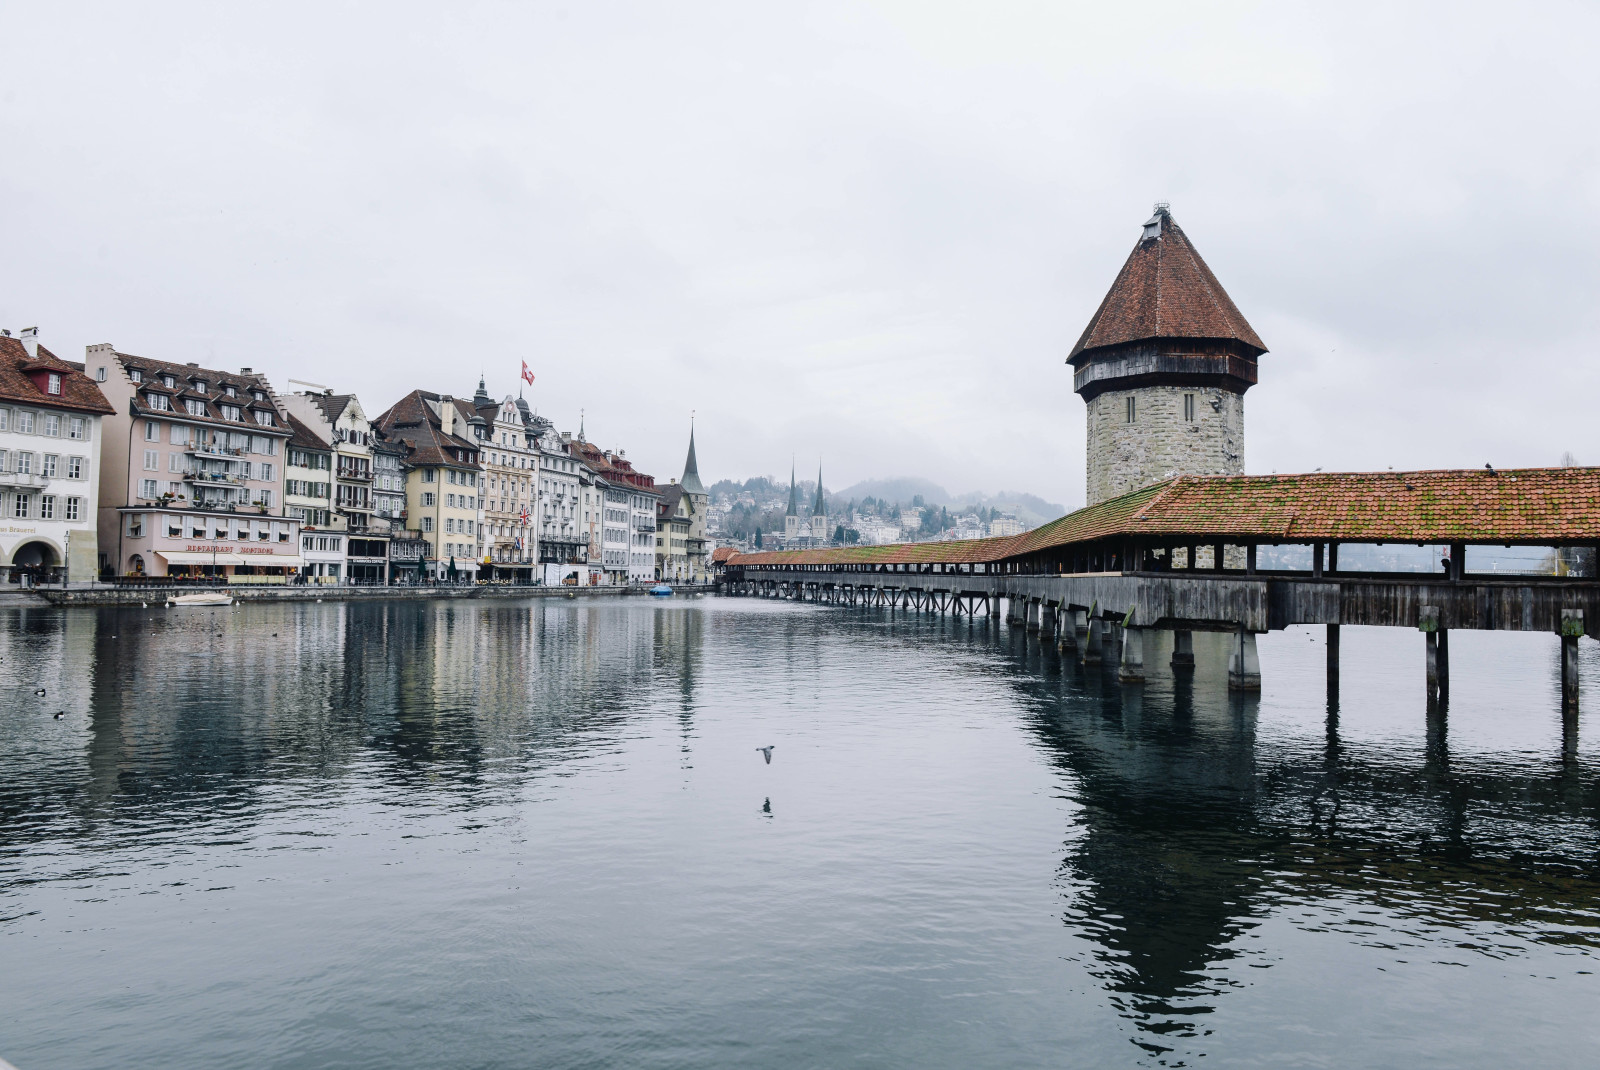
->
<box><xmin>1026</xmin><ymin>599</ymin><xmax>1042</xmax><ymax>633</ymax></box>
<box><xmin>1420</xmin><ymin>606</ymin><xmax>1448</xmax><ymax>706</ymax></box>
<box><xmin>1561</xmin><ymin>609</ymin><xmax>1583</xmax><ymax>715</ymax></box>
<box><xmin>1058</xmin><ymin>610</ymin><xmax>1078</xmax><ymax>652</ymax></box>
<box><xmin>1227</xmin><ymin>629</ymin><xmax>1261</xmax><ymax>690</ymax></box>
<box><xmin>1039</xmin><ymin>603</ymin><xmax>1056</xmax><ymax>639</ymax></box>
<box><xmin>1084</xmin><ymin>616</ymin><xmax>1104</xmax><ymax>663</ymax></box>
<box><xmin>1118</xmin><ymin>626</ymin><xmax>1146</xmax><ymax>683</ymax></box>
<box><xmin>1326</xmin><ymin>623</ymin><xmax>1341</xmax><ymax>703</ymax></box>
<box><xmin>988</xmin><ymin>595</ymin><xmax>1000</xmax><ymax>619</ymax></box>
<box><xmin>1170</xmin><ymin>629</ymin><xmax>1194</xmax><ymax>669</ymax></box>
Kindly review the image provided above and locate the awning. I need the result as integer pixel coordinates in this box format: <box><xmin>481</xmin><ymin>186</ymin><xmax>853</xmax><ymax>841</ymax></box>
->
<box><xmin>157</xmin><ymin>551</ymin><xmax>248</xmax><ymax>565</ymax></box>
<box><xmin>240</xmin><ymin>555</ymin><xmax>304</xmax><ymax>568</ymax></box>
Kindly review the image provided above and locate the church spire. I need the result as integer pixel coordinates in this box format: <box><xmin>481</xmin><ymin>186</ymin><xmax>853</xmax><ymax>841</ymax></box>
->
<box><xmin>786</xmin><ymin>461</ymin><xmax>798</xmax><ymax>517</ymax></box>
<box><xmin>813</xmin><ymin>463</ymin><xmax>825</xmax><ymax>517</ymax></box>
<box><xmin>680</xmin><ymin>419</ymin><xmax>705</xmax><ymax>496</ymax></box>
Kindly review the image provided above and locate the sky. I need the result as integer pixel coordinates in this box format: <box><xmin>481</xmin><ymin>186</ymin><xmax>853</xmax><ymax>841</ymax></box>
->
<box><xmin>1</xmin><ymin>2</ymin><xmax>1596</xmax><ymax>509</ymax></box>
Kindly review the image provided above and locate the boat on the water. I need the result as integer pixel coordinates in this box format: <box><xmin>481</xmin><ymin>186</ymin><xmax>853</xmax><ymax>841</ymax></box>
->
<box><xmin>167</xmin><ymin>591</ymin><xmax>236</xmax><ymax>607</ymax></box>
<box><xmin>649</xmin><ymin>584</ymin><xmax>673</xmax><ymax>597</ymax></box>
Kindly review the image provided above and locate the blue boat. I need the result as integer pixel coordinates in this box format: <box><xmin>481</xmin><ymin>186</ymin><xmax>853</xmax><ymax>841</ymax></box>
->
<box><xmin>649</xmin><ymin>584</ymin><xmax>673</xmax><ymax>597</ymax></box>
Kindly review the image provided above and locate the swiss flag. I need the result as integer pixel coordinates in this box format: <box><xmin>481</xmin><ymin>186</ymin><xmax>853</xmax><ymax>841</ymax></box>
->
<box><xmin>521</xmin><ymin>361</ymin><xmax>535</xmax><ymax>385</ymax></box>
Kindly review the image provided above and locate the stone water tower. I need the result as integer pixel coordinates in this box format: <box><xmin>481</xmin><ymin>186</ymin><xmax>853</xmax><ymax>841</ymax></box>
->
<box><xmin>1070</xmin><ymin>205</ymin><xmax>1267</xmax><ymax>504</ymax></box>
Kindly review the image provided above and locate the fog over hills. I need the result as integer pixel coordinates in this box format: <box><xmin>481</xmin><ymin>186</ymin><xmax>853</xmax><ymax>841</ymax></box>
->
<box><xmin>710</xmin><ymin>474</ymin><xmax>1065</xmax><ymax>528</ymax></box>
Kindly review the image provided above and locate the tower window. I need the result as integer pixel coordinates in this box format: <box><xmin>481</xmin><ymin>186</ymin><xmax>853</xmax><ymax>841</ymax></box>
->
<box><xmin>1125</xmin><ymin>396</ymin><xmax>1136</xmax><ymax>423</ymax></box>
<box><xmin>1184</xmin><ymin>393</ymin><xmax>1195</xmax><ymax>422</ymax></box>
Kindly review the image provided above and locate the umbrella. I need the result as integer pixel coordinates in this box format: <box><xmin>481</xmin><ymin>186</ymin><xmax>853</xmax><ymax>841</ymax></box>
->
<box><xmin>416</xmin><ymin>554</ymin><xmax>426</xmax><ymax>583</ymax></box>
<box><xmin>448</xmin><ymin>556</ymin><xmax>458</xmax><ymax>582</ymax></box>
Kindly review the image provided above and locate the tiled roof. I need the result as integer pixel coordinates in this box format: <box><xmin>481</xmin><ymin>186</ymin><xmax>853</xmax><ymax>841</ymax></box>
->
<box><xmin>285</xmin><ymin>412</ymin><xmax>331</xmax><ymax>452</ymax></box>
<box><xmin>711</xmin><ymin>546</ymin><xmax>738</xmax><ymax>563</ymax></box>
<box><xmin>309</xmin><ymin>393</ymin><xmax>352</xmax><ymax>424</ymax></box>
<box><xmin>1068</xmin><ymin>206</ymin><xmax>1265</xmax><ymax>361</ymax></box>
<box><xmin>115</xmin><ymin>352</ymin><xmax>291</xmax><ymax>433</ymax></box>
<box><xmin>0</xmin><ymin>337</ymin><xmax>114</xmax><ymax>414</ymax></box>
<box><xmin>373</xmin><ymin>390</ymin><xmax>482</xmax><ymax>469</ymax></box>
<box><xmin>728</xmin><ymin>468</ymin><xmax>1600</xmax><ymax>569</ymax></box>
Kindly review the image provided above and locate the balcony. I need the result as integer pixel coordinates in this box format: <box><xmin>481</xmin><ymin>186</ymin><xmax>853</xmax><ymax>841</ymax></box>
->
<box><xmin>186</xmin><ymin>470</ymin><xmax>246</xmax><ymax>487</ymax></box>
<box><xmin>0</xmin><ymin>471</ymin><xmax>48</xmax><ymax>489</ymax></box>
<box><xmin>186</xmin><ymin>443</ymin><xmax>244</xmax><ymax>458</ymax></box>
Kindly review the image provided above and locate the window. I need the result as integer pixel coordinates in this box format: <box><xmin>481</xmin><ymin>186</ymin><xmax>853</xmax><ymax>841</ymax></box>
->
<box><xmin>224</xmin><ymin>385</ymin><xmax>236</xmax><ymax>397</ymax></box>
<box><xmin>144</xmin><ymin>449</ymin><xmax>158</xmax><ymax>471</ymax></box>
<box><xmin>254</xmin><ymin>410</ymin><xmax>274</xmax><ymax>427</ymax></box>
<box><xmin>46</xmin><ymin>373</ymin><xmax>61</xmax><ymax>395</ymax></box>
<box><xmin>67</xmin><ymin>456</ymin><xmax>83</xmax><ymax>479</ymax></box>
<box><xmin>445</xmin><ymin>518</ymin><xmax>455</xmax><ymax>534</ymax></box>
<box><xmin>43</xmin><ymin>454</ymin><xmax>57</xmax><ymax>477</ymax></box>
<box><xmin>0</xmin><ymin>409</ymin><xmax>7</xmax><ymax>431</ymax></box>
<box><xmin>186</xmin><ymin>399</ymin><xmax>206</xmax><ymax>416</ymax></box>
<box><xmin>168</xmin><ymin>452</ymin><xmax>184</xmax><ymax>473</ymax></box>
<box><xmin>146</xmin><ymin>392</ymin><xmax>172</xmax><ymax>411</ymax></box>
<box><xmin>422</xmin><ymin>516</ymin><xmax>434</xmax><ymax>533</ymax></box>
<box><xmin>69</xmin><ymin>417</ymin><xmax>86</xmax><ymax>440</ymax></box>
<box><xmin>65</xmin><ymin>497</ymin><xmax>80</xmax><ymax>521</ymax></box>
<box><xmin>17</xmin><ymin>410</ymin><xmax>34</xmax><ymax>433</ymax></box>
<box><xmin>195</xmin><ymin>380</ymin><xmax>208</xmax><ymax>394</ymax></box>
<box><xmin>0</xmin><ymin>449</ymin><xmax>7</xmax><ymax>472</ymax></box>
<box><xmin>1183</xmin><ymin>393</ymin><xmax>1195</xmax><ymax>421</ymax></box>
<box><xmin>422</xmin><ymin>469</ymin><xmax>436</xmax><ymax>483</ymax></box>
<box><xmin>1125</xmin><ymin>396</ymin><xmax>1136</xmax><ymax>423</ymax></box>
<box><xmin>422</xmin><ymin>492</ymin><xmax>436</xmax><ymax>507</ymax></box>
<box><xmin>260</xmin><ymin>462</ymin><xmax>275</xmax><ymax>481</ymax></box>
<box><xmin>43</xmin><ymin>414</ymin><xmax>60</xmax><ymax>436</ymax></box>
<box><xmin>466</xmin><ymin>520</ymin><xmax>474</xmax><ymax>535</ymax></box>
<box><xmin>140</xmin><ymin>478</ymin><xmax>158</xmax><ymax>499</ymax></box>
<box><xmin>129</xmin><ymin>368</ymin><xmax>143</xmax><ymax>383</ymax></box>
<box><xmin>38</xmin><ymin>495</ymin><xmax>54</xmax><ymax>519</ymax></box>
<box><xmin>16</xmin><ymin>451</ymin><xmax>35</xmax><ymax>474</ymax></box>
<box><xmin>171</xmin><ymin>424</ymin><xmax>190</xmax><ymax>445</ymax></box>
<box><xmin>260</xmin><ymin>489</ymin><xmax>273</xmax><ymax>508</ymax></box>
<box><xmin>125</xmin><ymin>513</ymin><xmax>145</xmax><ymax>537</ymax></box>
<box><xmin>96</xmin><ymin>367</ymin><xmax>107</xmax><ymax>382</ymax></box>
<box><xmin>11</xmin><ymin>493</ymin><xmax>29</xmax><ymax>518</ymax></box>
<box><xmin>221</xmin><ymin>404</ymin><xmax>242</xmax><ymax>421</ymax></box>
<box><xmin>303</xmin><ymin>535</ymin><xmax>315</xmax><ymax>551</ymax></box>
<box><xmin>145</xmin><ymin>421</ymin><xmax>160</xmax><ymax>441</ymax></box>
<box><xmin>161</xmin><ymin>375</ymin><xmax>175</xmax><ymax>389</ymax></box>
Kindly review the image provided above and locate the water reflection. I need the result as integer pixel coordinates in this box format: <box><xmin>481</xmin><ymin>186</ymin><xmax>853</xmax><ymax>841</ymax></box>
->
<box><xmin>1</xmin><ymin>600</ymin><xmax>1597</xmax><ymax>1068</ymax></box>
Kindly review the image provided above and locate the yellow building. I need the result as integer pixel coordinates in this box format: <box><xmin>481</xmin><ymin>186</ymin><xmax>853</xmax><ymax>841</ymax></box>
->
<box><xmin>373</xmin><ymin>390</ymin><xmax>484</xmax><ymax>582</ymax></box>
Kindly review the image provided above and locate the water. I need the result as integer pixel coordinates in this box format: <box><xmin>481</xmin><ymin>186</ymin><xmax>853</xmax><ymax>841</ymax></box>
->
<box><xmin>2</xmin><ymin>597</ymin><xmax>1597</xmax><ymax>1068</ymax></box>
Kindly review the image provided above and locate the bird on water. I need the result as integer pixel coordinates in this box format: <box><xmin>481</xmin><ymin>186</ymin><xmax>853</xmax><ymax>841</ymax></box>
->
<box><xmin>33</xmin><ymin>687</ymin><xmax>46</xmax><ymax>696</ymax></box>
<box><xmin>756</xmin><ymin>746</ymin><xmax>774</xmax><ymax>764</ymax></box>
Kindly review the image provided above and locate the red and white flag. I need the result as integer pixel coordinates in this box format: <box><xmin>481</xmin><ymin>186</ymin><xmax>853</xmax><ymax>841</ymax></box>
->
<box><xmin>521</xmin><ymin>361</ymin><xmax>535</xmax><ymax>385</ymax></box>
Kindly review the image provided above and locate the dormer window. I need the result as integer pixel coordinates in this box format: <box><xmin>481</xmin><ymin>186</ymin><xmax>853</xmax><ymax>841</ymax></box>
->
<box><xmin>129</xmin><ymin>368</ymin><xmax>143</xmax><ymax>383</ymax></box>
<box><xmin>146</xmin><ymin>392</ymin><xmax>172</xmax><ymax>411</ymax></box>
<box><xmin>46</xmin><ymin>373</ymin><xmax>61</xmax><ymax>395</ymax></box>
<box><xmin>252</xmin><ymin>391</ymin><xmax>264</xmax><ymax>402</ymax></box>
<box><xmin>195</xmin><ymin>380</ymin><xmax>208</xmax><ymax>395</ymax></box>
<box><xmin>221</xmin><ymin>404</ymin><xmax>242</xmax><ymax>421</ymax></box>
<box><xmin>162</xmin><ymin>375</ymin><xmax>175</xmax><ymax>389</ymax></box>
<box><xmin>254</xmin><ymin>410</ymin><xmax>275</xmax><ymax>427</ymax></box>
<box><xmin>186</xmin><ymin>399</ymin><xmax>207</xmax><ymax>416</ymax></box>
<box><xmin>225</xmin><ymin>385</ymin><xmax>237</xmax><ymax>398</ymax></box>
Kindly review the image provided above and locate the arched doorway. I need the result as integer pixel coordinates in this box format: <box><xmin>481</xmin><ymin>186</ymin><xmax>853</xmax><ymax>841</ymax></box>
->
<box><xmin>9</xmin><ymin>540</ymin><xmax>61</xmax><ymax>586</ymax></box>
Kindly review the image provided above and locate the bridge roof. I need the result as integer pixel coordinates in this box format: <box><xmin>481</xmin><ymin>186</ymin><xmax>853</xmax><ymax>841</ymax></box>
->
<box><xmin>727</xmin><ymin>467</ymin><xmax>1600</xmax><ymax>568</ymax></box>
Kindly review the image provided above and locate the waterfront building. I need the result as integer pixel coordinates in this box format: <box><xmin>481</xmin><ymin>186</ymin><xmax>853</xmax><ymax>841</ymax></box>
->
<box><xmin>284</xmin><ymin>414</ymin><xmax>343</xmax><ymax>582</ymax></box>
<box><xmin>0</xmin><ymin>328</ymin><xmax>113</xmax><ymax>583</ymax></box>
<box><xmin>470</xmin><ymin>380</ymin><xmax>540</xmax><ymax>583</ymax></box>
<box><xmin>655</xmin><ymin>482</ymin><xmax>694</xmax><ymax>582</ymax></box>
<box><xmin>570</xmin><ymin>436</ymin><xmax>659</xmax><ymax>585</ymax></box>
<box><xmin>285</xmin><ymin>390</ymin><xmax>386</xmax><ymax>579</ymax></box>
<box><xmin>366</xmin><ymin>438</ymin><xmax>408</xmax><ymax>582</ymax></box>
<box><xmin>534</xmin><ymin>420</ymin><xmax>586</xmax><ymax>585</ymax></box>
<box><xmin>1070</xmin><ymin>204</ymin><xmax>1266</xmax><ymax>505</ymax></box>
<box><xmin>88</xmin><ymin>345</ymin><xmax>300</xmax><ymax>580</ymax></box>
<box><xmin>373</xmin><ymin>391</ymin><xmax>483</xmax><ymax>582</ymax></box>
<box><xmin>679</xmin><ymin>427</ymin><xmax>709</xmax><ymax>582</ymax></box>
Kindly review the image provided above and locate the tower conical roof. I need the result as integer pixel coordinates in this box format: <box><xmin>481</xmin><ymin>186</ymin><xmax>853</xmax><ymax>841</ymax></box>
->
<box><xmin>1068</xmin><ymin>205</ymin><xmax>1266</xmax><ymax>362</ymax></box>
<box><xmin>786</xmin><ymin>463</ymin><xmax>798</xmax><ymax>517</ymax></box>
<box><xmin>680</xmin><ymin>424</ymin><xmax>705</xmax><ymax>496</ymax></box>
<box><xmin>813</xmin><ymin>465</ymin><xmax>825</xmax><ymax>516</ymax></box>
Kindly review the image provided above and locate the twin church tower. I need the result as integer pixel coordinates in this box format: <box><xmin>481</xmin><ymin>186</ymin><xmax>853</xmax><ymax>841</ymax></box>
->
<box><xmin>1072</xmin><ymin>204</ymin><xmax>1266</xmax><ymax>505</ymax></box>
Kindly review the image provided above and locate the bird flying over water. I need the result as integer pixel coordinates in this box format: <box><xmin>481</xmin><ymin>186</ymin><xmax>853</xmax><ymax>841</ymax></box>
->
<box><xmin>757</xmin><ymin>746</ymin><xmax>774</xmax><ymax>764</ymax></box>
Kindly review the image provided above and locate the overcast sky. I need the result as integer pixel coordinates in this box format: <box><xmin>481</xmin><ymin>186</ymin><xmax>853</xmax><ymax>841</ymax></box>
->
<box><xmin>2</xmin><ymin>2</ymin><xmax>1595</xmax><ymax>507</ymax></box>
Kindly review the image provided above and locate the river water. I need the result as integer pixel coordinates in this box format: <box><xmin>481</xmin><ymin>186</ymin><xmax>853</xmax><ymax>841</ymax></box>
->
<box><xmin>1</xmin><ymin>596</ymin><xmax>1597</xmax><ymax>1068</ymax></box>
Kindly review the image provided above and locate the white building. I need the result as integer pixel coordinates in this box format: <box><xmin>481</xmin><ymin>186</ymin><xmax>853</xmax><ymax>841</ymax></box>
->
<box><xmin>0</xmin><ymin>328</ymin><xmax>112</xmax><ymax>583</ymax></box>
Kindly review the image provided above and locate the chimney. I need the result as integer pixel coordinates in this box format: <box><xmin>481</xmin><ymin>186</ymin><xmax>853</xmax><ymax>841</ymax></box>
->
<box><xmin>439</xmin><ymin>395</ymin><xmax>455</xmax><ymax>437</ymax></box>
<box><xmin>20</xmin><ymin>326</ymin><xmax>38</xmax><ymax>359</ymax></box>
<box><xmin>240</xmin><ymin>366</ymin><xmax>253</xmax><ymax>375</ymax></box>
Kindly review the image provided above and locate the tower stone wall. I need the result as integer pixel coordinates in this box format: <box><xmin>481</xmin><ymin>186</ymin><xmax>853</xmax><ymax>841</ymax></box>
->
<box><xmin>1086</xmin><ymin>385</ymin><xmax>1243</xmax><ymax>504</ymax></box>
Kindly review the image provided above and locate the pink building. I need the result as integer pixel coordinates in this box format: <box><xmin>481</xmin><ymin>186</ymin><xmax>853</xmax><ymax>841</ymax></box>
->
<box><xmin>90</xmin><ymin>345</ymin><xmax>302</xmax><ymax>581</ymax></box>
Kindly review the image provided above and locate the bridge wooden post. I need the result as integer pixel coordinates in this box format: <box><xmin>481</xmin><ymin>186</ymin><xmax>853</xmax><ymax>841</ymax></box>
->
<box><xmin>1326</xmin><ymin>623</ymin><xmax>1341</xmax><ymax>703</ymax></box>
<box><xmin>1561</xmin><ymin>609</ymin><xmax>1583</xmax><ymax>715</ymax></box>
<box><xmin>1039</xmin><ymin>603</ymin><xmax>1057</xmax><ymax>640</ymax></box>
<box><xmin>1118</xmin><ymin>626</ymin><xmax>1146</xmax><ymax>683</ymax></box>
<box><xmin>1171</xmin><ymin>629</ymin><xmax>1194</xmax><ymax>668</ymax></box>
<box><xmin>1420</xmin><ymin>606</ymin><xmax>1445</xmax><ymax>705</ymax></box>
<box><xmin>1228</xmin><ymin>628</ymin><xmax>1261</xmax><ymax>690</ymax></box>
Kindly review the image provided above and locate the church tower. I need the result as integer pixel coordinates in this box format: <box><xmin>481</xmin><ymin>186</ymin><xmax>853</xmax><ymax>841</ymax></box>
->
<box><xmin>1070</xmin><ymin>205</ymin><xmax>1267</xmax><ymax>504</ymax></box>
<box><xmin>784</xmin><ymin>463</ymin><xmax>800</xmax><ymax>544</ymax></box>
<box><xmin>809</xmin><ymin>465</ymin><xmax>828</xmax><ymax>543</ymax></box>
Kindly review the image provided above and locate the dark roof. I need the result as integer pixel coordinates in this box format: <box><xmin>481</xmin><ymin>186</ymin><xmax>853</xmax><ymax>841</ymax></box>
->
<box><xmin>0</xmin><ymin>337</ymin><xmax>115</xmax><ymax>415</ymax></box>
<box><xmin>658</xmin><ymin>484</ymin><xmax>685</xmax><ymax>516</ymax></box>
<box><xmin>1068</xmin><ymin>206</ymin><xmax>1266</xmax><ymax>362</ymax></box>
<box><xmin>285</xmin><ymin>412</ymin><xmax>331</xmax><ymax>452</ymax></box>
<box><xmin>680</xmin><ymin>426</ymin><xmax>705</xmax><ymax>496</ymax></box>
<box><xmin>114</xmin><ymin>351</ymin><xmax>290</xmax><ymax>433</ymax></box>
<box><xmin>373</xmin><ymin>390</ymin><xmax>483</xmax><ymax>469</ymax></box>
<box><xmin>729</xmin><ymin>467</ymin><xmax>1600</xmax><ymax>568</ymax></box>
<box><xmin>308</xmin><ymin>393</ymin><xmax>352</xmax><ymax>424</ymax></box>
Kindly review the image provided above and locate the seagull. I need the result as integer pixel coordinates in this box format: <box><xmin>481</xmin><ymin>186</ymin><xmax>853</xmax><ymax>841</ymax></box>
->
<box><xmin>53</xmin><ymin>711</ymin><xmax>64</xmax><ymax>720</ymax></box>
<box><xmin>33</xmin><ymin>687</ymin><xmax>46</xmax><ymax>697</ymax></box>
<box><xmin>1314</xmin><ymin>467</ymin><xmax>1323</xmax><ymax>472</ymax></box>
<box><xmin>756</xmin><ymin>746</ymin><xmax>774</xmax><ymax>764</ymax></box>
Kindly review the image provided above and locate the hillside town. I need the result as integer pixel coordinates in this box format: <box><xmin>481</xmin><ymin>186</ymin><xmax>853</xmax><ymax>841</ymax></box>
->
<box><xmin>0</xmin><ymin>331</ymin><xmax>714</xmax><ymax>586</ymax></box>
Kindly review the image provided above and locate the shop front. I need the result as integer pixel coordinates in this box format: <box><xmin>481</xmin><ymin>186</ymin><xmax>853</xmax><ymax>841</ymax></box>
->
<box><xmin>117</xmin><ymin>509</ymin><xmax>304</xmax><ymax>582</ymax></box>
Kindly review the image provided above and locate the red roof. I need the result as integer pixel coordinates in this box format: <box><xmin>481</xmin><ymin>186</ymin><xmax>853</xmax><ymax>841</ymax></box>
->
<box><xmin>1069</xmin><ymin>206</ymin><xmax>1265</xmax><ymax>362</ymax></box>
<box><xmin>0</xmin><ymin>336</ymin><xmax>115</xmax><ymax>415</ymax></box>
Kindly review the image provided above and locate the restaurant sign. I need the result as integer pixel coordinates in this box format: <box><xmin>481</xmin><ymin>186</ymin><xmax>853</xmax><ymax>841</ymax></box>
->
<box><xmin>186</xmin><ymin>544</ymin><xmax>283</xmax><ymax>556</ymax></box>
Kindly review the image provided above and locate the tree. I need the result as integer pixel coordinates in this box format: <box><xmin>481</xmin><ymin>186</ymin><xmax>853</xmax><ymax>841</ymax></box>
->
<box><xmin>754</xmin><ymin>528</ymin><xmax>763</xmax><ymax>548</ymax></box>
<box><xmin>833</xmin><ymin>524</ymin><xmax>847</xmax><ymax>543</ymax></box>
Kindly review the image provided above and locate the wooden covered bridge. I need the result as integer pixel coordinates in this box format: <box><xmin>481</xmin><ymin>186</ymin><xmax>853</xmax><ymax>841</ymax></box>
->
<box><xmin>722</xmin><ymin>466</ymin><xmax>1600</xmax><ymax>710</ymax></box>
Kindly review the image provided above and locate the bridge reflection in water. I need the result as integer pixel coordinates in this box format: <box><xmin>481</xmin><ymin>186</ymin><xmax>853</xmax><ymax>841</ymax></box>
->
<box><xmin>0</xmin><ymin>599</ymin><xmax>1596</xmax><ymax>1066</ymax></box>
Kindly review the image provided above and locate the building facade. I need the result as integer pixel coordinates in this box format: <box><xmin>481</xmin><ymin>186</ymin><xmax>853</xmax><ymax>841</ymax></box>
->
<box><xmin>470</xmin><ymin>381</ymin><xmax>540</xmax><ymax>582</ymax></box>
<box><xmin>285</xmin><ymin>391</ymin><xmax>386</xmax><ymax>581</ymax></box>
<box><xmin>0</xmin><ymin>328</ymin><xmax>113</xmax><ymax>583</ymax></box>
<box><xmin>89</xmin><ymin>345</ymin><xmax>300</xmax><ymax>580</ymax></box>
<box><xmin>373</xmin><ymin>391</ymin><xmax>483</xmax><ymax>582</ymax></box>
<box><xmin>284</xmin><ymin>414</ymin><xmax>342</xmax><ymax>581</ymax></box>
<box><xmin>535</xmin><ymin>423</ymin><xmax>586</xmax><ymax>585</ymax></box>
<box><xmin>1070</xmin><ymin>205</ymin><xmax>1265</xmax><ymax>505</ymax></box>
